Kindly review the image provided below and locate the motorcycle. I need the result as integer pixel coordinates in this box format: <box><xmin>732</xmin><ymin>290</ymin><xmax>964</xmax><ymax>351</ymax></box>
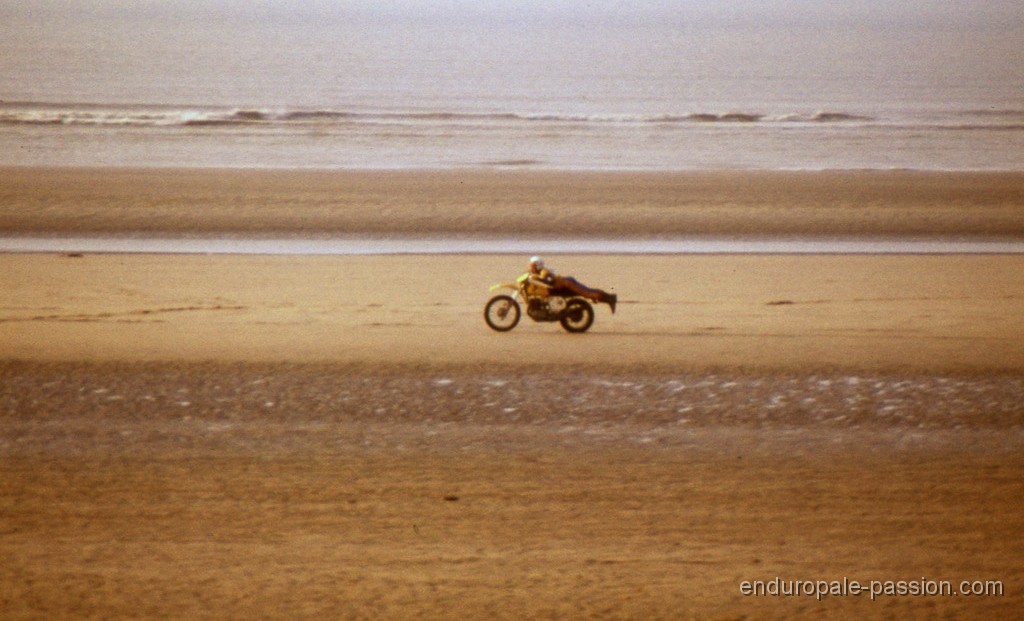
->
<box><xmin>484</xmin><ymin>273</ymin><xmax>597</xmax><ymax>333</ymax></box>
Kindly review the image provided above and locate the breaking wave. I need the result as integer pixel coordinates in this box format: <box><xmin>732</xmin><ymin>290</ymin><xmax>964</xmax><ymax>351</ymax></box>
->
<box><xmin>3</xmin><ymin>102</ymin><xmax>1023</xmax><ymax>134</ymax></box>
<box><xmin>0</xmin><ymin>102</ymin><xmax>878</xmax><ymax>128</ymax></box>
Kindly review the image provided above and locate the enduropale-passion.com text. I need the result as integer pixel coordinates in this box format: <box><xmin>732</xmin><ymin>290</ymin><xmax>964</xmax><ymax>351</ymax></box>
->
<box><xmin>740</xmin><ymin>577</ymin><xmax>1003</xmax><ymax>601</ymax></box>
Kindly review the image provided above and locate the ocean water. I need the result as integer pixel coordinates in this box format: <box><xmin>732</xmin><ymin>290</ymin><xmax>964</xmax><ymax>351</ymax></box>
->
<box><xmin>2</xmin><ymin>3</ymin><xmax>1022</xmax><ymax>171</ymax></box>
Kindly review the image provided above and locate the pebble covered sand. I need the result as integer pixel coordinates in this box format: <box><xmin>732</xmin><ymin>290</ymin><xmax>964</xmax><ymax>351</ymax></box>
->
<box><xmin>4</xmin><ymin>363</ymin><xmax>1022</xmax><ymax>457</ymax></box>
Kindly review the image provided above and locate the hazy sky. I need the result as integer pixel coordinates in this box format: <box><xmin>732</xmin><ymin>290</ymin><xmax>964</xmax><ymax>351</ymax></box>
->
<box><xmin>3</xmin><ymin>0</ymin><xmax>1022</xmax><ymax>30</ymax></box>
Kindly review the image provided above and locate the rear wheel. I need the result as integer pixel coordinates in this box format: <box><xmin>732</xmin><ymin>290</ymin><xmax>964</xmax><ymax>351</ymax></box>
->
<box><xmin>484</xmin><ymin>295</ymin><xmax>521</xmax><ymax>332</ymax></box>
<box><xmin>560</xmin><ymin>299</ymin><xmax>594</xmax><ymax>333</ymax></box>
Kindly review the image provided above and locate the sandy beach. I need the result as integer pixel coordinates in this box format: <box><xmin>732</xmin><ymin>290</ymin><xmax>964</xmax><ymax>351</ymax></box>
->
<box><xmin>3</xmin><ymin>252</ymin><xmax>1024</xmax><ymax>373</ymax></box>
<box><xmin>2</xmin><ymin>168</ymin><xmax>1023</xmax><ymax>619</ymax></box>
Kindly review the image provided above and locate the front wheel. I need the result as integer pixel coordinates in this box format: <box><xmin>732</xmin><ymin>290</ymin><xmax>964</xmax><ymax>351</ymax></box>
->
<box><xmin>560</xmin><ymin>299</ymin><xmax>594</xmax><ymax>333</ymax></box>
<box><xmin>484</xmin><ymin>295</ymin><xmax>521</xmax><ymax>332</ymax></box>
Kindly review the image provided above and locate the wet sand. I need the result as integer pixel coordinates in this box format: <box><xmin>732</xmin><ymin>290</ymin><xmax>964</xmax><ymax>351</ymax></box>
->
<box><xmin>2</xmin><ymin>167</ymin><xmax>1024</xmax><ymax>238</ymax></box>
<box><xmin>2</xmin><ymin>168</ymin><xmax>1023</xmax><ymax>619</ymax></box>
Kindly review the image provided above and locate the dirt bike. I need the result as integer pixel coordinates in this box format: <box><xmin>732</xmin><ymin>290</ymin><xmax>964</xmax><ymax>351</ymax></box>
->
<box><xmin>484</xmin><ymin>273</ymin><xmax>597</xmax><ymax>333</ymax></box>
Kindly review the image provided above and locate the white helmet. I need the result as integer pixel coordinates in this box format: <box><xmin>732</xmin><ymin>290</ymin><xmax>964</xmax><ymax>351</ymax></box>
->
<box><xmin>529</xmin><ymin>255</ymin><xmax>545</xmax><ymax>271</ymax></box>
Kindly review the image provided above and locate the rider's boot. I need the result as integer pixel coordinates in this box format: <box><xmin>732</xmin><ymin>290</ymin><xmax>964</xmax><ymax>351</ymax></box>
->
<box><xmin>601</xmin><ymin>292</ymin><xmax>617</xmax><ymax>314</ymax></box>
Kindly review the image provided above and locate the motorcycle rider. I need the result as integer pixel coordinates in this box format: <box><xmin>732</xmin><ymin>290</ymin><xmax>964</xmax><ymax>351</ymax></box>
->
<box><xmin>528</xmin><ymin>256</ymin><xmax>617</xmax><ymax>314</ymax></box>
